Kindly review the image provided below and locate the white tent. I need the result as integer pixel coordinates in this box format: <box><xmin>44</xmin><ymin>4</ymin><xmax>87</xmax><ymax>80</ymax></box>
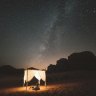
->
<box><xmin>24</xmin><ymin>69</ymin><xmax>46</xmax><ymax>87</ymax></box>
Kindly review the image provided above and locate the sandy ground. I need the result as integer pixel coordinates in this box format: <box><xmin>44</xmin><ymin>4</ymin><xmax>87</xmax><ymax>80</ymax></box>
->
<box><xmin>0</xmin><ymin>83</ymin><xmax>78</xmax><ymax>94</ymax></box>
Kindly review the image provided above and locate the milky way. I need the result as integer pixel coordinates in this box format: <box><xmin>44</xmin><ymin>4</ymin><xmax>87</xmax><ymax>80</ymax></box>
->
<box><xmin>0</xmin><ymin>0</ymin><xmax>96</xmax><ymax>68</ymax></box>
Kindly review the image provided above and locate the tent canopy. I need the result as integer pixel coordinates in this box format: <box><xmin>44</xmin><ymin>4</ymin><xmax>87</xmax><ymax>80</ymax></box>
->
<box><xmin>24</xmin><ymin>69</ymin><xmax>46</xmax><ymax>85</ymax></box>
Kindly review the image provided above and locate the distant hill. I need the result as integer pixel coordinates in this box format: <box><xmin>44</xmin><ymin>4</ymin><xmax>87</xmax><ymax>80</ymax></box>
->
<box><xmin>0</xmin><ymin>65</ymin><xmax>16</xmax><ymax>71</ymax></box>
<box><xmin>0</xmin><ymin>65</ymin><xmax>24</xmax><ymax>76</ymax></box>
<box><xmin>68</xmin><ymin>51</ymin><xmax>96</xmax><ymax>70</ymax></box>
<box><xmin>47</xmin><ymin>51</ymin><xmax>96</xmax><ymax>73</ymax></box>
<box><xmin>0</xmin><ymin>51</ymin><xmax>96</xmax><ymax>75</ymax></box>
<box><xmin>0</xmin><ymin>65</ymin><xmax>41</xmax><ymax>76</ymax></box>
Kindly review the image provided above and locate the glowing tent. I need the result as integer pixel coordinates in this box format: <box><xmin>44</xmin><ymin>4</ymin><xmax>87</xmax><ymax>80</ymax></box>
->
<box><xmin>24</xmin><ymin>69</ymin><xmax>46</xmax><ymax>87</ymax></box>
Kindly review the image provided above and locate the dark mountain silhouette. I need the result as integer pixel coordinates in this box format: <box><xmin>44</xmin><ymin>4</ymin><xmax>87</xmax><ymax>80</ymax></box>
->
<box><xmin>47</xmin><ymin>51</ymin><xmax>96</xmax><ymax>73</ymax></box>
<box><xmin>68</xmin><ymin>51</ymin><xmax>96</xmax><ymax>70</ymax></box>
<box><xmin>0</xmin><ymin>65</ymin><xmax>24</xmax><ymax>76</ymax></box>
<box><xmin>56</xmin><ymin>58</ymin><xmax>69</xmax><ymax>71</ymax></box>
<box><xmin>0</xmin><ymin>65</ymin><xmax>41</xmax><ymax>77</ymax></box>
<box><xmin>47</xmin><ymin>64</ymin><xmax>56</xmax><ymax>73</ymax></box>
<box><xmin>0</xmin><ymin>51</ymin><xmax>96</xmax><ymax>75</ymax></box>
<box><xmin>0</xmin><ymin>65</ymin><xmax>16</xmax><ymax>70</ymax></box>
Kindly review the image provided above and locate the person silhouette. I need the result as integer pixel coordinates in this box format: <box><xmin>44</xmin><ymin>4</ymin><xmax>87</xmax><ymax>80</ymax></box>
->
<box><xmin>32</xmin><ymin>82</ymin><xmax>40</xmax><ymax>90</ymax></box>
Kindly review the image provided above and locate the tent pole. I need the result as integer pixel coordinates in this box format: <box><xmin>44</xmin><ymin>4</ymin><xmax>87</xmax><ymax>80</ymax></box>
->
<box><xmin>26</xmin><ymin>68</ymin><xmax>28</xmax><ymax>91</ymax></box>
<box><xmin>38</xmin><ymin>80</ymin><xmax>40</xmax><ymax>85</ymax></box>
<box><xmin>45</xmin><ymin>69</ymin><xmax>47</xmax><ymax>87</ymax></box>
<box><xmin>45</xmin><ymin>80</ymin><xmax>46</xmax><ymax>87</ymax></box>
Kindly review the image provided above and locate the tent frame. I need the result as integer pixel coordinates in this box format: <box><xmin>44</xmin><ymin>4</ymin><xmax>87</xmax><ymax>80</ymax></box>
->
<box><xmin>25</xmin><ymin>68</ymin><xmax>46</xmax><ymax>90</ymax></box>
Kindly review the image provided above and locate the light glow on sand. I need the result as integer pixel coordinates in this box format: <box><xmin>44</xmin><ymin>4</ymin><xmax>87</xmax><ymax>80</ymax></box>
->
<box><xmin>0</xmin><ymin>83</ymin><xmax>78</xmax><ymax>95</ymax></box>
<box><xmin>0</xmin><ymin>86</ymin><xmax>51</xmax><ymax>94</ymax></box>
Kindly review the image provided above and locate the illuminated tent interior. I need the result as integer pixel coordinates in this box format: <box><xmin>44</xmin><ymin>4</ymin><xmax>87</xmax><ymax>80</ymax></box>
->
<box><xmin>24</xmin><ymin>69</ymin><xmax>46</xmax><ymax>86</ymax></box>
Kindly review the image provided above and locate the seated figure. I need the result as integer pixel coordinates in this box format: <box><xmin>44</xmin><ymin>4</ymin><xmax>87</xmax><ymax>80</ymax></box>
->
<box><xmin>32</xmin><ymin>82</ymin><xmax>40</xmax><ymax>90</ymax></box>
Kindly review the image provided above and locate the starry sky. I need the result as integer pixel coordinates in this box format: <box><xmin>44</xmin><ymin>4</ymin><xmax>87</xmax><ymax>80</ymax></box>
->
<box><xmin>0</xmin><ymin>0</ymin><xmax>96</xmax><ymax>69</ymax></box>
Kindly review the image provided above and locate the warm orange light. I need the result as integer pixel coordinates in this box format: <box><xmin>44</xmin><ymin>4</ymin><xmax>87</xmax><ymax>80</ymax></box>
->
<box><xmin>0</xmin><ymin>84</ymin><xmax>66</xmax><ymax>94</ymax></box>
<box><xmin>0</xmin><ymin>86</ymin><xmax>49</xmax><ymax>94</ymax></box>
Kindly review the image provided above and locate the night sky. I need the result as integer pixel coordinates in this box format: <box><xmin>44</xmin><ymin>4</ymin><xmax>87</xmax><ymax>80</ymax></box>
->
<box><xmin>0</xmin><ymin>0</ymin><xmax>96</xmax><ymax>69</ymax></box>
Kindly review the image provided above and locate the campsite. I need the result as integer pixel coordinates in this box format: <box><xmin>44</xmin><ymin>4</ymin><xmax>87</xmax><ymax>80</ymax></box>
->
<box><xmin>0</xmin><ymin>51</ymin><xmax>96</xmax><ymax>96</ymax></box>
<box><xmin>0</xmin><ymin>66</ymin><xmax>96</xmax><ymax>96</ymax></box>
<box><xmin>0</xmin><ymin>0</ymin><xmax>96</xmax><ymax>95</ymax></box>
